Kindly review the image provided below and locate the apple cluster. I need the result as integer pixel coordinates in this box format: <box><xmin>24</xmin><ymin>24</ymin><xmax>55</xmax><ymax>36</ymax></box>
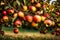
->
<box><xmin>0</xmin><ymin>0</ymin><xmax>60</xmax><ymax>35</ymax></box>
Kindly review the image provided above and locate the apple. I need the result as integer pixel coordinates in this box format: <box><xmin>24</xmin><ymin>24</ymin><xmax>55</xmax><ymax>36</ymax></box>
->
<box><xmin>14</xmin><ymin>28</ymin><xmax>19</xmax><ymax>34</ymax></box>
<box><xmin>33</xmin><ymin>15</ymin><xmax>41</xmax><ymax>22</ymax></box>
<box><xmin>56</xmin><ymin>28</ymin><xmax>60</xmax><ymax>31</ymax></box>
<box><xmin>51</xmin><ymin>32</ymin><xmax>55</xmax><ymax>35</ymax></box>
<box><xmin>41</xmin><ymin>16</ymin><xmax>46</xmax><ymax>21</ymax></box>
<box><xmin>2</xmin><ymin>11</ymin><xmax>7</xmax><ymax>15</ymax></box>
<box><xmin>3</xmin><ymin>16</ymin><xmax>8</xmax><ymax>21</ymax></box>
<box><xmin>35</xmin><ymin>3</ymin><xmax>41</xmax><ymax>8</ymax></box>
<box><xmin>14</xmin><ymin>20</ymin><xmax>22</xmax><ymax>27</ymax></box>
<box><xmin>13</xmin><ymin>13</ymin><xmax>17</xmax><ymax>18</ymax></box>
<box><xmin>56</xmin><ymin>32</ymin><xmax>60</xmax><ymax>36</ymax></box>
<box><xmin>31</xmin><ymin>22</ymin><xmax>38</xmax><ymax>27</ymax></box>
<box><xmin>44</xmin><ymin>19</ymin><xmax>52</xmax><ymax>26</ymax></box>
<box><xmin>25</xmin><ymin>15</ymin><xmax>33</xmax><ymax>22</ymax></box>
<box><xmin>23</xmin><ymin>6</ymin><xmax>27</xmax><ymax>11</ymax></box>
<box><xmin>1</xmin><ymin>31</ymin><xmax>4</xmax><ymax>36</ymax></box>
<box><xmin>44</xmin><ymin>13</ymin><xmax>50</xmax><ymax>18</ymax></box>
<box><xmin>7</xmin><ymin>9</ymin><xmax>14</xmax><ymax>14</ymax></box>
<box><xmin>56</xmin><ymin>12</ymin><xmax>60</xmax><ymax>15</ymax></box>
<box><xmin>31</xmin><ymin>0</ymin><xmax>35</xmax><ymax>3</ymax></box>
<box><xmin>17</xmin><ymin>11</ymin><xmax>24</xmax><ymax>18</ymax></box>
<box><xmin>29</xmin><ymin>6</ymin><xmax>36</xmax><ymax>12</ymax></box>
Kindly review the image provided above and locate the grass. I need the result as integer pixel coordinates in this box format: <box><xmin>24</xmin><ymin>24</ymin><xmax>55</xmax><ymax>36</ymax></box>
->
<box><xmin>0</xmin><ymin>27</ymin><xmax>60</xmax><ymax>40</ymax></box>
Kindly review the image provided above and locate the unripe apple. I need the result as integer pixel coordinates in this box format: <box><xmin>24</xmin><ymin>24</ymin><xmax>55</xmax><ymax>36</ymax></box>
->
<box><xmin>41</xmin><ymin>16</ymin><xmax>46</xmax><ymax>21</ymax></box>
<box><xmin>18</xmin><ymin>11</ymin><xmax>24</xmax><ymax>18</ymax></box>
<box><xmin>44</xmin><ymin>19</ymin><xmax>52</xmax><ymax>26</ymax></box>
<box><xmin>2</xmin><ymin>11</ymin><xmax>7</xmax><ymax>15</ymax></box>
<box><xmin>7</xmin><ymin>9</ymin><xmax>14</xmax><ymax>14</ymax></box>
<box><xmin>35</xmin><ymin>3</ymin><xmax>41</xmax><ymax>8</ymax></box>
<box><xmin>29</xmin><ymin>6</ymin><xmax>36</xmax><ymax>12</ymax></box>
<box><xmin>31</xmin><ymin>22</ymin><xmax>38</xmax><ymax>27</ymax></box>
<box><xmin>14</xmin><ymin>28</ymin><xmax>19</xmax><ymax>34</ymax></box>
<box><xmin>33</xmin><ymin>15</ymin><xmax>41</xmax><ymax>22</ymax></box>
<box><xmin>3</xmin><ymin>16</ymin><xmax>8</xmax><ymax>21</ymax></box>
<box><xmin>23</xmin><ymin>6</ymin><xmax>28</xmax><ymax>11</ymax></box>
<box><xmin>25</xmin><ymin>15</ymin><xmax>33</xmax><ymax>22</ymax></box>
<box><xmin>14</xmin><ymin>20</ymin><xmax>22</xmax><ymax>27</ymax></box>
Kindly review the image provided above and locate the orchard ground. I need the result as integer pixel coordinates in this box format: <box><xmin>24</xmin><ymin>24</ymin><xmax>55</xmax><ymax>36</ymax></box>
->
<box><xmin>0</xmin><ymin>27</ymin><xmax>60</xmax><ymax>40</ymax></box>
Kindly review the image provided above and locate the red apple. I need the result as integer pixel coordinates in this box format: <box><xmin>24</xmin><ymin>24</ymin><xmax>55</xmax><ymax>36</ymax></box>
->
<box><xmin>56</xmin><ymin>28</ymin><xmax>60</xmax><ymax>31</ymax></box>
<box><xmin>7</xmin><ymin>9</ymin><xmax>14</xmax><ymax>14</ymax></box>
<box><xmin>41</xmin><ymin>16</ymin><xmax>46</xmax><ymax>21</ymax></box>
<box><xmin>44</xmin><ymin>19</ymin><xmax>52</xmax><ymax>26</ymax></box>
<box><xmin>44</xmin><ymin>13</ymin><xmax>50</xmax><ymax>18</ymax></box>
<box><xmin>14</xmin><ymin>20</ymin><xmax>22</xmax><ymax>27</ymax></box>
<box><xmin>35</xmin><ymin>3</ymin><xmax>41</xmax><ymax>8</ymax></box>
<box><xmin>29</xmin><ymin>6</ymin><xmax>36</xmax><ymax>12</ymax></box>
<box><xmin>33</xmin><ymin>15</ymin><xmax>41</xmax><ymax>22</ymax></box>
<box><xmin>14</xmin><ymin>28</ymin><xmax>19</xmax><ymax>34</ymax></box>
<box><xmin>3</xmin><ymin>16</ymin><xmax>8</xmax><ymax>21</ymax></box>
<box><xmin>56</xmin><ymin>12</ymin><xmax>60</xmax><ymax>15</ymax></box>
<box><xmin>31</xmin><ymin>22</ymin><xmax>38</xmax><ymax>27</ymax></box>
<box><xmin>17</xmin><ymin>11</ymin><xmax>24</xmax><ymax>18</ymax></box>
<box><xmin>2</xmin><ymin>11</ymin><xmax>7</xmax><ymax>15</ymax></box>
<box><xmin>23</xmin><ymin>6</ymin><xmax>27</xmax><ymax>11</ymax></box>
<box><xmin>25</xmin><ymin>15</ymin><xmax>33</xmax><ymax>22</ymax></box>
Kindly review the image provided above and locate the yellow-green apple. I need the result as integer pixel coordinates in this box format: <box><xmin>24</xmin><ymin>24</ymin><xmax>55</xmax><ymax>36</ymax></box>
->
<box><xmin>23</xmin><ymin>6</ymin><xmax>28</xmax><ymax>11</ymax></box>
<box><xmin>3</xmin><ymin>16</ymin><xmax>8</xmax><ymax>21</ymax></box>
<box><xmin>14</xmin><ymin>28</ymin><xmax>19</xmax><ymax>34</ymax></box>
<box><xmin>41</xmin><ymin>16</ymin><xmax>46</xmax><ymax>21</ymax></box>
<box><xmin>44</xmin><ymin>19</ymin><xmax>52</xmax><ymax>26</ymax></box>
<box><xmin>25</xmin><ymin>15</ymin><xmax>33</xmax><ymax>22</ymax></box>
<box><xmin>17</xmin><ymin>11</ymin><xmax>24</xmax><ymax>18</ymax></box>
<box><xmin>29</xmin><ymin>6</ymin><xmax>36</xmax><ymax>12</ymax></box>
<box><xmin>13</xmin><ymin>13</ymin><xmax>17</xmax><ymax>18</ymax></box>
<box><xmin>2</xmin><ymin>10</ymin><xmax>7</xmax><ymax>15</ymax></box>
<box><xmin>14</xmin><ymin>20</ymin><xmax>22</xmax><ymax>27</ymax></box>
<box><xmin>31</xmin><ymin>22</ymin><xmax>38</xmax><ymax>27</ymax></box>
<box><xmin>35</xmin><ymin>3</ymin><xmax>41</xmax><ymax>8</ymax></box>
<box><xmin>33</xmin><ymin>15</ymin><xmax>41</xmax><ymax>22</ymax></box>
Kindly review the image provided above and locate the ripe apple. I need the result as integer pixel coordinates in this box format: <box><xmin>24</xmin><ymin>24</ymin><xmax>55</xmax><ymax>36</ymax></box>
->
<box><xmin>23</xmin><ymin>6</ymin><xmax>27</xmax><ymax>11</ymax></box>
<box><xmin>44</xmin><ymin>19</ymin><xmax>52</xmax><ymax>26</ymax></box>
<box><xmin>33</xmin><ymin>15</ymin><xmax>41</xmax><ymax>22</ymax></box>
<box><xmin>44</xmin><ymin>13</ymin><xmax>50</xmax><ymax>18</ymax></box>
<box><xmin>31</xmin><ymin>0</ymin><xmax>35</xmax><ymax>3</ymax></box>
<box><xmin>25</xmin><ymin>15</ymin><xmax>33</xmax><ymax>22</ymax></box>
<box><xmin>31</xmin><ymin>22</ymin><xmax>38</xmax><ymax>27</ymax></box>
<box><xmin>56</xmin><ymin>12</ymin><xmax>60</xmax><ymax>15</ymax></box>
<box><xmin>29</xmin><ymin>6</ymin><xmax>36</xmax><ymax>12</ymax></box>
<box><xmin>35</xmin><ymin>3</ymin><xmax>41</xmax><ymax>8</ymax></box>
<box><xmin>14</xmin><ymin>28</ymin><xmax>19</xmax><ymax>34</ymax></box>
<box><xmin>2</xmin><ymin>11</ymin><xmax>7</xmax><ymax>15</ymax></box>
<box><xmin>56</xmin><ymin>28</ymin><xmax>60</xmax><ymax>31</ymax></box>
<box><xmin>14</xmin><ymin>20</ymin><xmax>22</xmax><ymax>27</ymax></box>
<box><xmin>3</xmin><ymin>16</ymin><xmax>8</xmax><ymax>21</ymax></box>
<box><xmin>7</xmin><ymin>9</ymin><xmax>14</xmax><ymax>14</ymax></box>
<box><xmin>41</xmin><ymin>16</ymin><xmax>46</xmax><ymax>21</ymax></box>
<box><xmin>17</xmin><ymin>11</ymin><xmax>24</xmax><ymax>18</ymax></box>
<box><xmin>13</xmin><ymin>13</ymin><xmax>17</xmax><ymax>18</ymax></box>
